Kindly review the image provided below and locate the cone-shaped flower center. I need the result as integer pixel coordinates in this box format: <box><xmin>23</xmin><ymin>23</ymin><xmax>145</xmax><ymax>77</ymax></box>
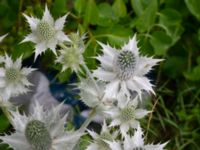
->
<box><xmin>132</xmin><ymin>147</ymin><xmax>146</xmax><ymax>150</ymax></box>
<box><xmin>37</xmin><ymin>21</ymin><xmax>55</xmax><ymax>41</ymax></box>
<box><xmin>115</xmin><ymin>50</ymin><xmax>136</xmax><ymax>80</ymax></box>
<box><xmin>120</xmin><ymin>106</ymin><xmax>135</xmax><ymax>122</ymax></box>
<box><xmin>96</xmin><ymin>132</ymin><xmax>113</xmax><ymax>150</ymax></box>
<box><xmin>25</xmin><ymin>120</ymin><xmax>52</xmax><ymax>150</ymax></box>
<box><xmin>63</xmin><ymin>47</ymin><xmax>82</xmax><ymax>68</ymax></box>
<box><xmin>6</xmin><ymin>68</ymin><xmax>20</xmax><ymax>83</ymax></box>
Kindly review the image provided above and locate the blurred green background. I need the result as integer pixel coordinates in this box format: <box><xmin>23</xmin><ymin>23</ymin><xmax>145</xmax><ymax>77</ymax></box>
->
<box><xmin>0</xmin><ymin>0</ymin><xmax>200</xmax><ymax>150</ymax></box>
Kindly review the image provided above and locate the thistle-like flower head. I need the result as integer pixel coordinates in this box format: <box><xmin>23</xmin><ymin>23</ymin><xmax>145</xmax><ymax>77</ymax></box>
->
<box><xmin>0</xmin><ymin>102</ymin><xmax>83</xmax><ymax>150</ymax></box>
<box><xmin>106</xmin><ymin>96</ymin><xmax>150</xmax><ymax>137</ymax></box>
<box><xmin>0</xmin><ymin>54</ymin><xmax>35</xmax><ymax>103</ymax></box>
<box><xmin>56</xmin><ymin>32</ymin><xmax>86</xmax><ymax>72</ymax></box>
<box><xmin>77</xmin><ymin>77</ymin><xmax>112</xmax><ymax>112</ymax></box>
<box><xmin>107</xmin><ymin>125</ymin><xmax>167</xmax><ymax>150</ymax></box>
<box><xmin>22</xmin><ymin>5</ymin><xmax>70</xmax><ymax>60</ymax></box>
<box><xmin>93</xmin><ymin>35</ymin><xmax>162</xmax><ymax>99</ymax></box>
<box><xmin>86</xmin><ymin>121</ymin><xmax>117</xmax><ymax>150</ymax></box>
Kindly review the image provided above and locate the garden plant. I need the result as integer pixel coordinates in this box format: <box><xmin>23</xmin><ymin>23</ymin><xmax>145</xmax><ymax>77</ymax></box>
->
<box><xmin>0</xmin><ymin>0</ymin><xmax>199</xmax><ymax>150</ymax></box>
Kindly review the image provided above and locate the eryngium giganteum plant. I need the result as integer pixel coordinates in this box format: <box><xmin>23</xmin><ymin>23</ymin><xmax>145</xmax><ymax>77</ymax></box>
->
<box><xmin>0</xmin><ymin>4</ymin><xmax>168</xmax><ymax>150</ymax></box>
<box><xmin>0</xmin><ymin>102</ymin><xmax>83</xmax><ymax>150</ymax></box>
<box><xmin>0</xmin><ymin>55</ymin><xmax>35</xmax><ymax>104</ymax></box>
<box><xmin>22</xmin><ymin>5</ymin><xmax>70</xmax><ymax>60</ymax></box>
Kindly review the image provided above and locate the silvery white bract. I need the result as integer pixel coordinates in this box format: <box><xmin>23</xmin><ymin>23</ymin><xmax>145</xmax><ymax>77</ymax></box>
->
<box><xmin>77</xmin><ymin>78</ymin><xmax>112</xmax><ymax>111</ymax></box>
<box><xmin>22</xmin><ymin>5</ymin><xmax>70</xmax><ymax>60</ymax></box>
<box><xmin>0</xmin><ymin>34</ymin><xmax>7</xmax><ymax>42</ymax></box>
<box><xmin>0</xmin><ymin>55</ymin><xmax>34</xmax><ymax>102</ymax></box>
<box><xmin>86</xmin><ymin>121</ymin><xmax>117</xmax><ymax>150</ymax></box>
<box><xmin>107</xmin><ymin>125</ymin><xmax>167</xmax><ymax>150</ymax></box>
<box><xmin>93</xmin><ymin>35</ymin><xmax>162</xmax><ymax>99</ymax></box>
<box><xmin>0</xmin><ymin>102</ymin><xmax>83</xmax><ymax>150</ymax></box>
<box><xmin>106</xmin><ymin>96</ymin><xmax>150</xmax><ymax>137</ymax></box>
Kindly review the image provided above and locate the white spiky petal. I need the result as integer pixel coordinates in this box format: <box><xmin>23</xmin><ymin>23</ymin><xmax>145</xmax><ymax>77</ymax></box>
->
<box><xmin>93</xmin><ymin>35</ymin><xmax>163</xmax><ymax>100</ymax></box>
<box><xmin>0</xmin><ymin>55</ymin><xmax>35</xmax><ymax>103</ymax></box>
<box><xmin>0</xmin><ymin>34</ymin><xmax>8</xmax><ymax>42</ymax></box>
<box><xmin>0</xmin><ymin>102</ymin><xmax>83</xmax><ymax>150</ymax></box>
<box><xmin>86</xmin><ymin>120</ymin><xmax>117</xmax><ymax>150</ymax></box>
<box><xmin>77</xmin><ymin>77</ymin><xmax>112</xmax><ymax>112</ymax></box>
<box><xmin>22</xmin><ymin>5</ymin><xmax>70</xmax><ymax>60</ymax></box>
<box><xmin>107</xmin><ymin>125</ymin><xmax>168</xmax><ymax>150</ymax></box>
<box><xmin>106</xmin><ymin>95</ymin><xmax>150</xmax><ymax>137</ymax></box>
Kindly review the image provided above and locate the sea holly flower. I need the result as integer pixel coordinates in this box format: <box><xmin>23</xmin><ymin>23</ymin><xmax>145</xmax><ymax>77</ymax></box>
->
<box><xmin>77</xmin><ymin>77</ymin><xmax>112</xmax><ymax>110</ymax></box>
<box><xmin>106</xmin><ymin>95</ymin><xmax>150</xmax><ymax>137</ymax></box>
<box><xmin>0</xmin><ymin>54</ymin><xmax>35</xmax><ymax>102</ymax></box>
<box><xmin>69</xmin><ymin>32</ymin><xmax>86</xmax><ymax>51</ymax></box>
<box><xmin>107</xmin><ymin>125</ymin><xmax>168</xmax><ymax>150</ymax></box>
<box><xmin>0</xmin><ymin>102</ymin><xmax>83</xmax><ymax>150</ymax></box>
<box><xmin>93</xmin><ymin>35</ymin><xmax>162</xmax><ymax>99</ymax></box>
<box><xmin>56</xmin><ymin>32</ymin><xmax>86</xmax><ymax>72</ymax></box>
<box><xmin>86</xmin><ymin>121</ymin><xmax>117</xmax><ymax>150</ymax></box>
<box><xmin>22</xmin><ymin>5</ymin><xmax>70</xmax><ymax>60</ymax></box>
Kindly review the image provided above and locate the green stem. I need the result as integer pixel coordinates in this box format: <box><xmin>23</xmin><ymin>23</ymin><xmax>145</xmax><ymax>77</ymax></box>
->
<box><xmin>59</xmin><ymin>43</ymin><xmax>69</xmax><ymax>50</ymax></box>
<box><xmin>82</xmin><ymin>63</ymin><xmax>100</xmax><ymax>93</ymax></box>
<box><xmin>78</xmin><ymin>108</ymin><xmax>97</xmax><ymax>133</ymax></box>
<box><xmin>59</xmin><ymin>42</ymin><xmax>100</xmax><ymax>132</ymax></box>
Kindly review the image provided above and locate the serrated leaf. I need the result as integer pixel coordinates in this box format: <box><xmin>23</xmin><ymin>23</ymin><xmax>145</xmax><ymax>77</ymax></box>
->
<box><xmin>159</xmin><ymin>8</ymin><xmax>182</xmax><ymax>26</ymax></box>
<box><xmin>150</xmin><ymin>31</ymin><xmax>172</xmax><ymax>56</ymax></box>
<box><xmin>112</xmin><ymin>0</ymin><xmax>127</xmax><ymax>18</ymax></box>
<box><xmin>136</xmin><ymin>0</ymin><xmax>157</xmax><ymax>32</ymax></box>
<box><xmin>185</xmin><ymin>0</ymin><xmax>200</xmax><ymax>21</ymax></box>
<box><xmin>97</xmin><ymin>3</ymin><xmax>118</xmax><ymax>27</ymax></box>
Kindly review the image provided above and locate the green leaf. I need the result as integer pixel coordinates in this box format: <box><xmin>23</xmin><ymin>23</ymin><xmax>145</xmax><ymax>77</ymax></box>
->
<box><xmin>112</xmin><ymin>0</ymin><xmax>127</xmax><ymax>18</ymax></box>
<box><xmin>94</xmin><ymin>25</ymin><xmax>132</xmax><ymax>47</ymax></box>
<box><xmin>131</xmin><ymin>0</ymin><xmax>144</xmax><ymax>16</ymax></box>
<box><xmin>184</xmin><ymin>65</ymin><xmax>200</xmax><ymax>81</ymax></box>
<box><xmin>74</xmin><ymin>0</ymin><xmax>87</xmax><ymax>14</ymax></box>
<box><xmin>185</xmin><ymin>0</ymin><xmax>200</xmax><ymax>21</ymax></box>
<box><xmin>0</xmin><ymin>114</ymin><xmax>10</xmax><ymax>132</ymax></box>
<box><xmin>12</xmin><ymin>43</ymin><xmax>34</xmax><ymax>60</ymax></box>
<box><xmin>166</xmin><ymin>25</ymin><xmax>184</xmax><ymax>45</ymax></box>
<box><xmin>159</xmin><ymin>8</ymin><xmax>182</xmax><ymax>26</ymax></box>
<box><xmin>138</xmin><ymin>35</ymin><xmax>154</xmax><ymax>55</ymax></box>
<box><xmin>52</xmin><ymin>0</ymin><xmax>68</xmax><ymax>17</ymax></box>
<box><xmin>83</xmin><ymin>0</ymin><xmax>99</xmax><ymax>27</ymax></box>
<box><xmin>97</xmin><ymin>3</ymin><xmax>118</xmax><ymax>27</ymax></box>
<box><xmin>150</xmin><ymin>31</ymin><xmax>172</xmax><ymax>56</ymax></box>
<box><xmin>135</xmin><ymin>0</ymin><xmax>157</xmax><ymax>32</ymax></box>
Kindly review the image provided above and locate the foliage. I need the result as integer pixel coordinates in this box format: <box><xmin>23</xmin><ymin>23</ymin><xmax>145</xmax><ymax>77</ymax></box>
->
<box><xmin>0</xmin><ymin>0</ymin><xmax>200</xmax><ymax>149</ymax></box>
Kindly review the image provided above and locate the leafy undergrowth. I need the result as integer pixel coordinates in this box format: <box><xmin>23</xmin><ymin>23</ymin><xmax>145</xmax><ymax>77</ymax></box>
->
<box><xmin>0</xmin><ymin>0</ymin><xmax>200</xmax><ymax>149</ymax></box>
